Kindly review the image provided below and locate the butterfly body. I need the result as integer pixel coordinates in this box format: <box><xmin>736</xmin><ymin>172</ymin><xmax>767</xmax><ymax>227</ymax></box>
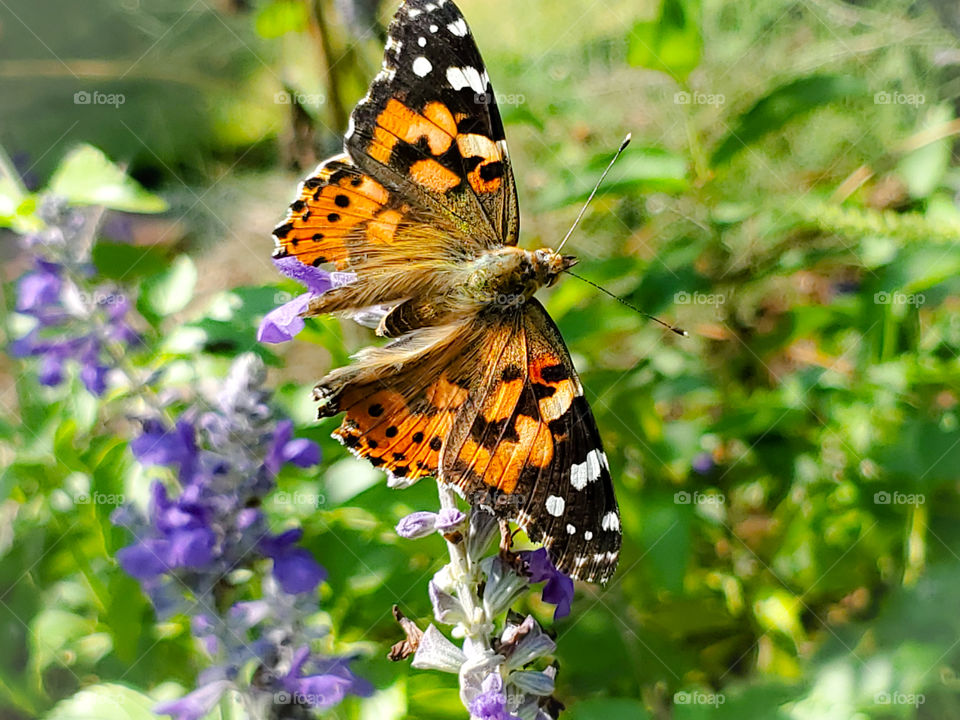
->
<box><xmin>274</xmin><ymin>0</ymin><xmax>622</xmax><ymax>583</ymax></box>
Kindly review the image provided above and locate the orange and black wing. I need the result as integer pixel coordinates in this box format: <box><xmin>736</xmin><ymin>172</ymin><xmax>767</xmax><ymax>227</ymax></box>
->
<box><xmin>345</xmin><ymin>0</ymin><xmax>519</xmax><ymax>247</ymax></box>
<box><xmin>271</xmin><ymin>154</ymin><xmax>416</xmax><ymax>270</ymax></box>
<box><xmin>441</xmin><ymin>301</ymin><xmax>621</xmax><ymax>583</ymax></box>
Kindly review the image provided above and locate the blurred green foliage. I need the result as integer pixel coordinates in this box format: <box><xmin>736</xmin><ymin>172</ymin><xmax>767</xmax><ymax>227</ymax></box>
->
<box><xmin>3</xmin><ymin>0</ymin><xmax>960</xmax><ymax>718</ymax></box>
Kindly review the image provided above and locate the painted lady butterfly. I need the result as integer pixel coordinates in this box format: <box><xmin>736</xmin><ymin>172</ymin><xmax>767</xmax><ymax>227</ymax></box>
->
<box><xmin>272</xmin><ymin>0</ymin><xmax>621</xmax><ymax>583</ymax></box>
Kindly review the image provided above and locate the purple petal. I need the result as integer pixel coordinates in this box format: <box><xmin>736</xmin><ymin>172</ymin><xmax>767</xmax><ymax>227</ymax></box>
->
<box><xmin>79</xmin><ymin>356</ymin><xmax>109</xmax><ymax>395</ymax></box>
<box><xmin>395</xmin><ymin>511</ymin><xmax>439</xmax><ymax>539</ymax></box>
<box><xmin>116</xmin><ymin>540</ymin><xmax>172</xmax><ymax>579</ymax></box>
<box><xmin>16</xmin><ymin>267</ymin><xmax>61</xmax><ymax>312</ymax></box>
<box><xmin>283</xmin><ymin>438</ymin><xmax>321</xmax><ymax>468</ymax></box>
<box><xmin>37</xmin><ymin>354</ymin><xmax>65</xmax><ymax>386</ymax></box>
<box><xmin>265</xmin><ymin>419</ymin><xmax>294</xmax><ymax>475</ymax></box>
<box><xmin>132</xmin><ymin>420</ymin><xmax>197</xmax><ymax>468</ymax></box>
<box><xmin>260</xmin><ymin>528</ymin><xmax>303</xmax><ymax>557</ymax></box>
<box><xmin>522</xmin><ymin>549</ymin><xmax>574</xmax><ymax>620</ymax></box>
<box><xmin>168</xmin><ymin>527</ymin><xmax>216</xmax><ymax>568</ymax></box>
<box><xmin>435</xmin><ymin>508</ymin><xmax>466</xmax><ymax>533</ymax></box>
<box><xmin>272</xmin><ymin>256</ymin><xmax>336</xmax><ymax>295</ymax></box>
<box><xmin>272</xmin><ymin>548</ymin><xmax>326</xmax><ymax>594</ymax></box>
<box><xmin>257</xmin><ymin>293</ymin><xmax>310</xmax><ymax>343</ymax></box>
<box><xmin>292</xmin><ymin>674</ymin><xmax>353</xmax><ymax>709</ymax></box>
<box><xmin>154</xmin><ymin>680</ymin><xmax>232</xmax><ymax>720</ymax></box>
<box><xmin>468</xmin><ymin>672</ymin><xmax>520</xmax><ymax>720</ymax></box>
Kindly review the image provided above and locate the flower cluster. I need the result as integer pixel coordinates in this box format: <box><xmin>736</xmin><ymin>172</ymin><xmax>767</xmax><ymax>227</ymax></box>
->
<box><xmin>10</xmin><ymin>197</ymin><xmax>138</xmax><ymax>395</ymax></box>
<box><xmin>114</xmin><ymin>354</ymin><xmax>368</xmax><ymax>719</ymax></box>
<box><xmin>395</xmin><ymin>485</ymin><xmax>573</xmax><ymax>720</ymax></box>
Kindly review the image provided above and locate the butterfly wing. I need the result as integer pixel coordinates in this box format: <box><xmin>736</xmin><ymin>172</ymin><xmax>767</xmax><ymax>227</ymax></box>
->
<box><xmin>346</xmin><ymin>0</ymin><xmax>519</xmax><ymax>246</ymax></box>
<box><xmin>272</xmin><ymin>153</ymin><xmax>415</xmax><ymax>270</ymax></box>
<box><xmin>441</xmin><ymin>300</ymin><xmax>621</xmax><ymax>583</ymax></box>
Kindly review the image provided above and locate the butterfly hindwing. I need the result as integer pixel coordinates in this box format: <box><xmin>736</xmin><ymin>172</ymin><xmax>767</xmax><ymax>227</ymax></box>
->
<box><xmin>346</xmin><ymin>0</ymin><xmax>519</xmax><ymax>246</ymax></box>
<box><xmin>441</xmin><ymin>301</ymin><xmax>622</xmax><ymax>583</ymax></box>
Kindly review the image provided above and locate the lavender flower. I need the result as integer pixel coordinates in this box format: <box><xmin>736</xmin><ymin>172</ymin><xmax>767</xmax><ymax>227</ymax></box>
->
<box><xmin>10</xmin><ymin>197</ymin><xmax>139</xmax><ymax>396</ymax></box>
<box><xmin>257</xmin><ymin>257</ymin><xmax>355</xmax><ymax>343</ymax></box>
<box><xmin>114</xmin><ymin>354</ymin><xmax>368</xmax><ymax>718</ymax></box>
<box><xmin>396</xmin><ymin>484</ymin><xmax>568</xmax><ymax>720</ymax></box>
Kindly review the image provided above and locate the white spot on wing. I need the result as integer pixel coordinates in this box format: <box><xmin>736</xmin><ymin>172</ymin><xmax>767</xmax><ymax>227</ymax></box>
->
<box><xmin>601</xmin><ymin>511</ymin><xmax>620</xmax><ymax>532</ymax></box>
<box><xmin>447</xmin><ymin>18</ymin><xmax>468</xmax><ymax>36</ymax></box>
<box><xmin>545</xmin><ymin>495</ymin><xmax>565</xmax><ymax>517</ymax></box>
<box><xmin>570</xmin><ymin>460</ymin><xmax>588</xmax><ymax>490</ymax></box>
<box><xmin>418</xmin><ymin>36</ymin><xmax>427</xmax><ymax>47</ymax></box>
<box><xmin>584</xmin><ymin>530</ymin><xmax>593</xmax><ymax>540</ymax></box>
<box><xmin>408</xmin><ymin>7</ymin><xmax>422</xmax><ymax>17</ymax></box>
<box><xmin>566</xmin><ymin>524</ymin><xmax>576</xmax><ymax>535</ymax></box>
<box><xmin>446</xmin><ymin>66</ymin><xmax>486</xmax><ymax>94</ymax></box>
<box><xmin>413</xmin><ymin>56</ymin><xmax>433</xmax><ymax>77</ymax></box>
<box><xmin>430</xmin><ymin>23</ymin><xmax>439</xmax><ymax>32</ymax></box>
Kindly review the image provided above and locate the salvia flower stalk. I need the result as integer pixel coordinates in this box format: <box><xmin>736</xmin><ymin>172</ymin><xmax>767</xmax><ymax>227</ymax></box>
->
<box><xmin>114</xmin><ymin>354</ymin><xmax>369</xmax><ymax>718</ymax></box>
<box><xmin>394</xmin><ymin>483</ymin><xmax>573</xmax><ymax>720</ymax></box>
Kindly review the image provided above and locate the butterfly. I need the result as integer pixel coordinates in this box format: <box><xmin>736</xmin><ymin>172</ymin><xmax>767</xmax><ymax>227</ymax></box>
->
<box><xmin>271</xmin><ymin>0</ymin><xmax>621</xmax><ymax>583</ymax></box>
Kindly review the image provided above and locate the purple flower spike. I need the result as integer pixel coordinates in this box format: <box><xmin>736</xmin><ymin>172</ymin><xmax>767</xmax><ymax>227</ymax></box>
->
<box><xmin>522</xmin><ymin>549</ymin><xmax>575</xmax><ymax>620</ymax></box>
<box><xmin>154</xmin><ymin>680</ymin><xmax>232</xmax><ymax>720</ymax></box>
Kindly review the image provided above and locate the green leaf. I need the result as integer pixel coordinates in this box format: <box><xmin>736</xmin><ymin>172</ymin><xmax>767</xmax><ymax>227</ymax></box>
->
<box><xmin>92</xmin><ymin>241</ymin><xmax>172</xmax><ymax>281</ymax></box>
<box><xmin>139</xmin><ymin>255</ymin><xmax>197</xmax><ymax>317</ymax></box>
<box><xmin>897</xmin><ymin>105</ymin><xmax>954</xmax><ymax>199</ymax></box>
<box><xmin>48</xmin><ymin>145</ymin><xmax>167</xmax><ymax>213</ymax></box>
<box><xmin>568</xmin><ymin>698</ymin><xmax>652</xmax><ymax>720</ymax></box>
<box><xmin>628</xmin><ymin>0</ymin><xmax>701</xmax><ymax>81</ymax></box>
<box><xmin>44</xmin><ymin>684</ymin><xmax>159</xmax><ymax>720</ymax></box>
<box><xmin>711</xmin><ymin>75</ymin><xmax>868</xmax><ymax>166</ymax></box>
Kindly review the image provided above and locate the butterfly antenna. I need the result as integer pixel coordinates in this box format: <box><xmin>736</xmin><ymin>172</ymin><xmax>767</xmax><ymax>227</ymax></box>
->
<box><xmin>566</xmin><ymin>271</ymin><xmax>688</xmax><ymax>337</ymax></box>
<box><xmin>556</xmin><ymin>133</ymin><xmax>632</xmax><ymax>254</ymax></box>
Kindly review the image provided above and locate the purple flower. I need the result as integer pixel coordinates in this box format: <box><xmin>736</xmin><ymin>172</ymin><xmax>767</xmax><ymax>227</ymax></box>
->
<box><xmin>280</xmin><ymin>647</ymin><xmax>356</xmax><ymax>710</ymax></box>
<box><xmin>16</xmin><ymin>262</ymin><xmax>62</xmax><ymax>313</ymax></box>
<box><xmin>522</xmin><ymin>549</ymin><xmax>575</xmax><ymax>620</ymax></box>
<box><xmin>265</xmin><ymin>419</ymin><xmax>320</xmax><ymax>476</ymax></box>
<box><xmin>257</xmin><ymin>257</ymin><xmax>354</xmax><ymax>343</ymax></box>
<box><xmin>261</xmin><ymin>529</ymin><xmax>326</xmax><ymax>594</ymax></box>
<box><xmin>130</xmin><ymin>420</ymin><xmax>198</xmax><ymax>474</ymax></box>
<box><xmin>396</xmin><ymin>508</ymin><xmax>466</xmax><ymax>539</ymax></box>
<box><xmin>468</xmin><ymin>673</ymin><xmax>521</xmax><ymax>720</ymax></box>
<box><xmin>692</xmin><ymin>451</ymin><xmax>714</xmax><ymax>475</ymax></box>
<box><xmin>154</xmin><ymin>680</ymin><xmax>231</xmax><ymax>720</ymax></box>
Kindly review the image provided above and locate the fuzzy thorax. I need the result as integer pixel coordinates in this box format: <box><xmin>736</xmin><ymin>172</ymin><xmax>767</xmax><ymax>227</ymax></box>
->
<box><xmin>462</xmin><ymin>247</ymin><xmax>577</xmax><ymax>308</ymax></box>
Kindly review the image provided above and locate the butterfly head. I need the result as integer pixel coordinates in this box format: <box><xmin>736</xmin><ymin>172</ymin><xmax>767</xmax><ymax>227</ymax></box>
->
<box><xmin>533</xmin><ymin>248</ymin><xmax>578</xmax><ymax>287</ymax></box>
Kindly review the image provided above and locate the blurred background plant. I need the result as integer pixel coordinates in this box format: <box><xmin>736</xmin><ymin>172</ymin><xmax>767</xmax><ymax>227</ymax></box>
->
<box><xmin>2</xmin><ymin>0</ymin><xmax>960</xmax><ymax>718</ymax></box>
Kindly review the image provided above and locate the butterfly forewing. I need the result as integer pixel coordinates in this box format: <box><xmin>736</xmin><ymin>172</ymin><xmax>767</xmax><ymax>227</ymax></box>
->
<box><xmin>345</xmin><ymin>0</ymin><xmax>519</xmax><ymax>246</ymax></box>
